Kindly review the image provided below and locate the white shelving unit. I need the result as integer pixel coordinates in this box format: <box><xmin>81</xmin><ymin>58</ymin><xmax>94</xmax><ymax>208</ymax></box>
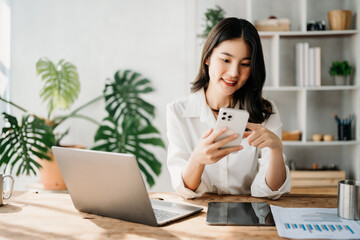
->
<box><xmin>196</xmin><ymin>0</ymin><xmax>360</xmax><ymax>179</ymax></box>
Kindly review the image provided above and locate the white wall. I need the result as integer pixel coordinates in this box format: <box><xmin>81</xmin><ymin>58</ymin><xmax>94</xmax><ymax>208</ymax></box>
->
<box><xmin>10</xmin><ymin>0</ymin><xmax>198</xmax><ymax>192</ymax></box>
<box><xmin>0</xmin><ymin>0</ymin><xmax>11</xmax><ymax>123</ymax></box>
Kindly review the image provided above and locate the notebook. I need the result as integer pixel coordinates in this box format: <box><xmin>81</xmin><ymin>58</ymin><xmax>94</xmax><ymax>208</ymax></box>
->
<box><xmin>52</xmin><ymin>147</ymin><xmax>203</xmax><ymax>226</ymax></box>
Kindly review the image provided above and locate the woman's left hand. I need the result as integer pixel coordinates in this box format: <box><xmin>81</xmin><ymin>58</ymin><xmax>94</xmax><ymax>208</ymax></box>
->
<box><xmin>243</xmin><ymin>123</ymin><xmax>282</xmax><ymax>150</ymax></box>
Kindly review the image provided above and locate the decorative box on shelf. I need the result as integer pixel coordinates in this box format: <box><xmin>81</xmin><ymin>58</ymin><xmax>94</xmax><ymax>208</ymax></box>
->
<box><xmin>290</xmin><ymin>170</ymin><xmax>346</xmax><ymax>188</ymax></box>
<box><xmin>282</xmin><ymin>130</ymin><xmax>302</xmax><ymax>141</ymax></box>
<box><xmin>254</xmin><ymin>17</ymin><xmax>290</xmax><ymax>31</ymax></box>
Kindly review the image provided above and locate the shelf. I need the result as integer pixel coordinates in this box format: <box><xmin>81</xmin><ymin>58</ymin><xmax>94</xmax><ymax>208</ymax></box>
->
<box><xmin>290</xmin><ymin>170</ymin><xmax>345</xmax><ymax>188</ymax></box>
<box><xmin>283</xmin><ymin>140</ymin><xmax>359</xmax><ymax>146</ymax></box>
<box><xmin>259</xmin><ymin>30</ymin><xmax>359</xmax><ymax>37</ymax></box>
<box><xmin>197</xmin><ymin>0</ymin><xmax>360</xmax><ymax>180</ymax></box>
<box><xmin>264</xmin><ymin>86</ymin><xmax>359</xmax><ymax>91</ymax></box>
<box><xmin>306</xmin><ymin>86</ymin><xmax>359</xmax><ymax>91</ymax></box>
<box><xmin>264</xmin><ymin>86</ymin><xmax>303</xmax><ymax>91</ymax></box>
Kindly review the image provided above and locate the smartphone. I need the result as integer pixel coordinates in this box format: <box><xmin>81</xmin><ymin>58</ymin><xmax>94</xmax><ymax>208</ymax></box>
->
<box><xmin>214</xmin><ymin>108</ymin><xmax>249</xmax><ymax>148</ymax></box>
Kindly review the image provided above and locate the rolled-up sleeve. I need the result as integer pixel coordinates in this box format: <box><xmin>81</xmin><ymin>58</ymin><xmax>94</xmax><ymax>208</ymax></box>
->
<box><xmin>250</xmin><ymin>102</ymin><xmax>291</xmax><ymax>199</ymax></box>
<box><xmin>166</xmin><ymin>103</ymin><xmax>207</xmax><ymax>199</ymax></box>
<box><xmin>250</xmin><ymin>149</ymin><xmax>291</xmax><ymax>200</ymax></box>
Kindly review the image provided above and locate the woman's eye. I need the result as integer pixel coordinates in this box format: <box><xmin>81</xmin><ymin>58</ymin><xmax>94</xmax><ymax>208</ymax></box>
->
<box><xmin>222</xmin><ymin>58</ymin><xmax>230</xmax><ymax>63</ymax></box>
<box><xmin>241</xmin><ymin>63</ymin><xmax>251</xmax><ymax>67</ymax></box>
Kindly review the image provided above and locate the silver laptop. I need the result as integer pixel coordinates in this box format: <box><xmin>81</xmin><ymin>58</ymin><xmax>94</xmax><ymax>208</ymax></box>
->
<box><xmin>52</xmin><ymin>147</ymin><xmax>202</xmax><ymax>226</ymax></box>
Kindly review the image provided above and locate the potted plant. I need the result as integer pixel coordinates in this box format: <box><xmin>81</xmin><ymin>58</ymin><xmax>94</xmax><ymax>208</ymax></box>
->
<box><xmin>199</xmin><ymin>5</ymin><xmax>225</xmax><ymax>39</ymax></box>
<box><xmin>0</xmin><ymin>59</ymin><xmax>164</xmax><ymax>189</ymax></box>
<box><xmin>329</xmin><ymin>60</ymin><xmax>353</xmax><ymax>85</ymax></box>
<box><xmin>0</xmin><ymin>58</ymin><xmax>92</xmax><ymax>190</ymax></box>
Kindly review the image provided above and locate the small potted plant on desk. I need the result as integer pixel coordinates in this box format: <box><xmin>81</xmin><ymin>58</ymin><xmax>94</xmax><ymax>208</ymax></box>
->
<box><xmin>329</xmin><ymin>60</ymin><xmax>353</xmax><ymax>85</ymax></box>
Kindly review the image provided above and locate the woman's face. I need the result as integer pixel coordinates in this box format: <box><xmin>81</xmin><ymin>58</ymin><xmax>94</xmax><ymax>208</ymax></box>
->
<box><xmin>205</xmin><ymin>38</ymin><xmax>251</xmax><ymax>97</ymax></box>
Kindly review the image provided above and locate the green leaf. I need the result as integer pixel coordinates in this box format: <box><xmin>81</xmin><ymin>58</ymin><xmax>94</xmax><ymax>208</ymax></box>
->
<box><xmin>201</xmin><ymin>5</ymin><xmax>226</xmax><ymax>39</ymax></box>
<box><xmin>36</xmin><ymin>57</ymin><xmax>80</xmax><ymax>118</ymax></box>
<box><xmin>137</xmin><ymin>125</ymin><xmax>160</xmax><ymax>134</ymax></box>
<box><xmin>92</xmin><ymin>70</ymin><xmax>165</xmax><ymax>188</ymax></box>
<box><xmin>138</xmin><ymin>162</ymin><xmax>155</xmax><ymax>187</ymax></box>
<box><xmin>103</xmin><ymin>69</ymin><xmax>155</xmax><ymax>124</ymax></box>
<box><xmin>128</xmin><ymin>145</ymin><xmax>162</xmax><ymax>175</ymax></box>
<box><xmin>137</xmin><ymin>137</ymin><xmax>165</xmax><ymax>148</ymax></box>
<box><xmin>0</xmin><ymin>113</ymin><xmax>55</xmax><ymax>176</ymax></box>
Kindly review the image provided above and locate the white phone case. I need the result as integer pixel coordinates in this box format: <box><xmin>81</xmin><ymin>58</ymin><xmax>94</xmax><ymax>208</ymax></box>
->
<box><xmin>214</xmin><ymin>108</ymin><xmax>249</xmax><ymax>148</ymax></box>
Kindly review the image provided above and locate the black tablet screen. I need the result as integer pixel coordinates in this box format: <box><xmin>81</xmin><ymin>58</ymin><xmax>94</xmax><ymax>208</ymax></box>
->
<box><xmin>206</xmin><ymin>202</ymin><xmax>275</xmax><ymax>226</ymax></box>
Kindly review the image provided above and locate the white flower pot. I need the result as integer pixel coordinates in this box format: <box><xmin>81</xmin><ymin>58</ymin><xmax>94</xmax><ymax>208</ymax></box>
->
<box><xmin>334</xmin><ymin>76</ymin><xmax>348</xmax><ymax>85</ymax></box>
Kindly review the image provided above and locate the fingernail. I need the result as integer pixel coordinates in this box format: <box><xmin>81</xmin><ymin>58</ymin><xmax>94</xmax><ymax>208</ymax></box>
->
<box><xmin>233</xmin><ymin>134</ymin><xmax>239</xmax><ymax>138</ymax></box>
<box><xmin>222</xmin><ymin>127</ymin><xmax>227</xmax><ymax>131</ymax></box>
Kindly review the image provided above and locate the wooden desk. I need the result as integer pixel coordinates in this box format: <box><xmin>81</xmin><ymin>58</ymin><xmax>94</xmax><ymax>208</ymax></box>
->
<box><xmin>0</xmin><ymin>191</ymin><xmax>337</xmax><ymax>240</ymax></box>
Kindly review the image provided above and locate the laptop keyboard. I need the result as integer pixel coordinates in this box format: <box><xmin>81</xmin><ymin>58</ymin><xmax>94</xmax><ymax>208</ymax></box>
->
<box><xmin>153</xmin><ymin>208</ymin><xmax>182</xmax><ymax>222</ymax></box>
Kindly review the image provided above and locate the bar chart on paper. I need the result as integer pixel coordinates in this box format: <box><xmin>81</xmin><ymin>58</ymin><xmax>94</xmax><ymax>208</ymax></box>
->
<box><xmin>283</xmin><ymin>222</ymin><xmax>355</xmax><ymax>234</ymax></box>
<box><xmin>270</xmin><ymin>206</ymin><xmax>360</xmax><ymax>239</ymax></box>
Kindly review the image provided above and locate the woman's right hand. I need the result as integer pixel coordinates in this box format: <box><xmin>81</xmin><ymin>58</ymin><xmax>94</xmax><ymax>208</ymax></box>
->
<box><xmin>182</xmin><ymin>127</ymin><xmax>243</xmax><ymax>190</ymax></box>
<box><xmin>190</xmin><ymin>127</ymin><xmax>243</xmax><ymax>166</ymax></box>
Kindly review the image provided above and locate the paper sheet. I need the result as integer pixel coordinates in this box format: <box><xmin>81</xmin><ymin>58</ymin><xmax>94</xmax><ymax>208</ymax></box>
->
<box><xmin>270</xmin><ymin>205</ymin><xmax>360</xmax><ymax>239</ymax></box>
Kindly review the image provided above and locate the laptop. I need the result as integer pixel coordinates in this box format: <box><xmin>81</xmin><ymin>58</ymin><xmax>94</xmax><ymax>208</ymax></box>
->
<box><xmin>52</xmin><ymin>146</ymin><xmax>203</xmax><ymax>226</ymax></box>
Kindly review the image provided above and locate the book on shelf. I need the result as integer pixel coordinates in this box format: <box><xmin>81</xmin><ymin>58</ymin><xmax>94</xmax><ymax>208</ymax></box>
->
<box><xmin>309</xmin><ymin>47</ymin><xmax>315</xmax><ymax>87</ymax></box>
<box><xmin>303</xmin><ymin>42</ymin><xmax>309</xmax><ymax>86</ymax></box>
<box><xmin>295</xmin><ymin>43</ymin><xmax>304</xmax><ymax>87</ymax></box>
<box><xmin>314</xmin><ymin>47</ymin><xmax>321</xmax><ymax>87</ymax></box>
<box><xmin>295</xmin><ymin>42</ymin><xmax>321</xmax><ymax>87</ymax></box>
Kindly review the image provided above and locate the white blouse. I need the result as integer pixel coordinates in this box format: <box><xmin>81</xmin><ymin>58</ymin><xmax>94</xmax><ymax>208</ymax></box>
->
<box><xmin>166</xmin><ymin>89</ymin><xmax>291</xmax><ymax>200</ymax></box>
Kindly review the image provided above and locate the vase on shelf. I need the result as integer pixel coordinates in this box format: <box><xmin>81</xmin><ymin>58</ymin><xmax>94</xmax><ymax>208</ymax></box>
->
<box><xmin>328</xmin><ymin>10</ymin><xmax>352</xmax><ymax>30</ymax></box>
<box><xmin>334</xmin><ymin>76</ymin><xmax>349</xmax><ymax>86</ymax></box>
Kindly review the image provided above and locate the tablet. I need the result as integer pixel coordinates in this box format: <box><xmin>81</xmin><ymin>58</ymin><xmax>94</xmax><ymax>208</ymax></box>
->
<box><xmin>206</xmin><ymin>202</ymin><xmax>275</xmax><ymax>226</ymax></box>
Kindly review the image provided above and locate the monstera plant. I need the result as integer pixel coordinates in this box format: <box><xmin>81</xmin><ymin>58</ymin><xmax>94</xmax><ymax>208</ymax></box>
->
<box><xmin>92</xmin><ymin>70</ymin><xmax>165</xmax><ymax>187</ymax></box>
<box><xmin>0</xmin><ymin>57</ymin><xmax>86</xmax><ymax>176</ymax></box>
<box><xmin>0</xmin><ymin>64</ymin><xmax>164</xmax><ymax>187</ymax></box>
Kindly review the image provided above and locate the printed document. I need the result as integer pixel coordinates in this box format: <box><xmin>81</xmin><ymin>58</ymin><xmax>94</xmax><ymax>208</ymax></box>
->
<box><xmin>270</xmin><ymin>205</ymin><xmax>360</xmax><ymax>239</ymax></box>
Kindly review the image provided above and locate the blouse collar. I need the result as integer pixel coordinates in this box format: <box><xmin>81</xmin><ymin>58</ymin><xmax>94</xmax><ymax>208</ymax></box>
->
<box><xmin>182</xmin><ymin>89</ymin><xmax>216</xmax><ymax>126</ymax></box>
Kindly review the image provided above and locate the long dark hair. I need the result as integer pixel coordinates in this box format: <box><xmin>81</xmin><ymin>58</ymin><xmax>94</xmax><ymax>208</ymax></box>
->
<box><xmin>191</xmin><ymin>17</ymin><xmax>272</xmax><ymax>123</ymax></box>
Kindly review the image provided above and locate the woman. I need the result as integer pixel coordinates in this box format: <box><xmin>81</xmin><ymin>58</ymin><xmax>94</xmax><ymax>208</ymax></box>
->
<box><xmin>166</xmin><ymin>18</ymin><xmax>290</xmax><ymax>199</ymax></box>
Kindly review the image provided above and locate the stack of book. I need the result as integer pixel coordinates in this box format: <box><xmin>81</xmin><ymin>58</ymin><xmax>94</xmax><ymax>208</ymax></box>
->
<box><xmin>295</xmin><ymin>42</ymin><xmax>321</xmax><ymax>87</ymax></box>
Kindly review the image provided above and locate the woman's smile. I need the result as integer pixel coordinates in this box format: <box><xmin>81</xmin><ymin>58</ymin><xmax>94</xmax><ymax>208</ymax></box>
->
<box><xmin>221</xmin><ymin>78</ymin><xmax>238</xmax><ymax>87</ymax></box>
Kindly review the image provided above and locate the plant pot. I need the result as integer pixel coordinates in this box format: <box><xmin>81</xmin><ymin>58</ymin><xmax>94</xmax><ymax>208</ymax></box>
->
<box><xmin>334</xmin><ymin>76</ymin><xmax>347</xmax><ymax>86</ymax></box>
<box><xmin>328</xmin><ymin>10</ymin><xmax>352</xmax><ymax>30</ymax></box>
<box><xmin>38</xmin><ymin>145</ymin><xmax>85</xmax><ymax>190</ymax></box>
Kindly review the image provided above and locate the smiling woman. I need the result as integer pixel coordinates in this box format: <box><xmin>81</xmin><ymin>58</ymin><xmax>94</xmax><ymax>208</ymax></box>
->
<box><xmin>166</xmin><ymin>18</ymin><xmax>290</xmax><ymax>200</ymax></box>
